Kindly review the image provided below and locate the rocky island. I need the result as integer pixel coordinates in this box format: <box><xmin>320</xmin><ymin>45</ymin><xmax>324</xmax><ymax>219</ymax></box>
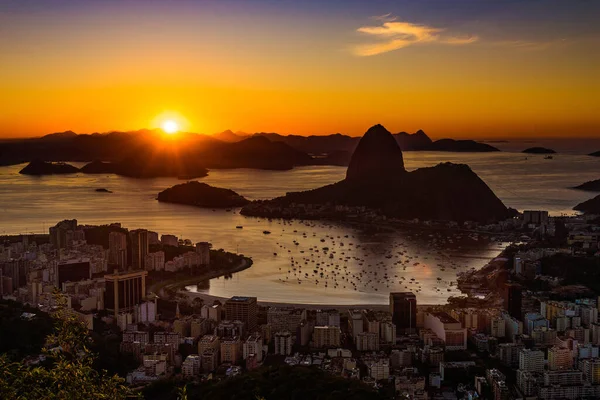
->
<box><xmin>590</xmin><ymin>151</ymin><xmax>600</xmax><ymax>157</ymax></box>
<box><xmin>522</xmin><ymin>147</ymin><xmax>556</xmax><ymax>154</ymax></box>
<box><xmin>95</xmin><ymin>188</ymin><xmax>112</xmax><ymax>193</ymax></box>
<box><xmin>573</xmin><ymin>179</ymin><xmax>600</xmax><ymax>192</ymax></box>
<box><xmin>19</xmin><ymin>160</ymin><xmax>80</xmax><ymax>175</ymax></box>
<box><xmin>157</xmin><ymin>181</ymin><xmax>250</xmax><ymax>208</ymax></box>
<box><xmin>574</xmin><ymin>194</ymin><xmax>600</xmax><ymax>215</ymax></box>
<box><xmin>241</xmin><ymin>124</ymin><xmax>511</xmax><ymax>222</ymax></box>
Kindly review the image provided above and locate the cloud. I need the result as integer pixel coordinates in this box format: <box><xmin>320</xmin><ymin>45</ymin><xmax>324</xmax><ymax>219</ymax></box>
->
<box><xmin>353</xmin><ymin>18</ymin><xmax>478</xmax><ymax>56</ymax></box>
<box><xmin>493</xmin><ymin>39</ymin><xmax>566</xmax><ymax>51</ymax></box>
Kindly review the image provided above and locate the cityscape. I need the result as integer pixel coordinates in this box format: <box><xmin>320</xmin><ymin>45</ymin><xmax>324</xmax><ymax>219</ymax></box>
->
<box><xmin>1</xmin><ymin>1</ymin><xmax>600</xmax><ymax>399</ymax></box>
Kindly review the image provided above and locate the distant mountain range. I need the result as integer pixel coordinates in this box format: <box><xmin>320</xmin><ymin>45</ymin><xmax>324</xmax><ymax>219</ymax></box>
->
<box><xmin>0</xmin><ymin>128</ymin><xmax>499</xmax><ymax>175</ymax></box>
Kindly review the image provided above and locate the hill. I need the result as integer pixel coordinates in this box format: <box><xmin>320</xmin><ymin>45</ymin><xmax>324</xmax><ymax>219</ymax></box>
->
<box><xmin>574</xmin><ymin>194</ymin><xmax>600</xmax><ymax>215</ymax></box>
<box><xmin>589</xmin><ymin>151</ymin><xmax>600</xmax><ymax>157</ymax></box>
<box><xmin>19</xmin><ymin>160</ymin><xmax>80</xmax><ymax>175</ymax></box>
<box><xmin>241</xmin><ymin>124</ymin><xmax>510</xmax><ymax>222</ymax></box>
<box><xmin>573</xmin><ymin>179</ymin><xmax>600</xmax><ymax>192</ymax></box>
<box><xmin>157</xmin><ymin>181</ymin><xmax>250</xmax><ymax>208</ymax></box>
<box><xmin>523</xmin><ymin>147</ymin><xmax>556</xmax><ymax>154</ymax></box>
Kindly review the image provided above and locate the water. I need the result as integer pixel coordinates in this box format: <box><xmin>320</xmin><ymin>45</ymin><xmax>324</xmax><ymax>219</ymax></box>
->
<box><xmin>0</xmin><ymin>151</ymin><xmax>599</xmax><ymax>305</ymax></box>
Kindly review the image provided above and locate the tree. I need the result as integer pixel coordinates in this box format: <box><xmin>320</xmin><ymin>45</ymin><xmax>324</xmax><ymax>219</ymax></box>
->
<box><xmin>0</xmin><ymin>294</ymin><xmax>134</xmax><ymax>399</ymax></box>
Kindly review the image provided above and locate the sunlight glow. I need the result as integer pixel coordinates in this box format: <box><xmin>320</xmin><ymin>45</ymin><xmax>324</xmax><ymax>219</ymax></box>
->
<box><xmin>162</xmin><ymin>120</ymin><xmax>178</xmax><ymax>134</ymax></box>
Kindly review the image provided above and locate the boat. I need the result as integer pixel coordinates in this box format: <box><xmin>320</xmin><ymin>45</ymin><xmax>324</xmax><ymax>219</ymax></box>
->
<box><xmin>263</xmin><ymin>230</ymin><xmax>271</xmax><ymax>235</ymax></box>
<box><xmin>236</xmin><ymin>226</ymin><xmax>243</xmax><ymax>229</ymax></box>
<box><xmin>544</xmin><ymin>155</ymin><xmax>553</xmax><ymax>160</ymax></box>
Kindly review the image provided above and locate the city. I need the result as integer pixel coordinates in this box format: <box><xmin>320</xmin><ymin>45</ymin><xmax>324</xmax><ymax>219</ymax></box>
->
<box><xmin>1</xmin><ymin>209</ymin><xmax>600</xmax><ymax>399</ymax></box>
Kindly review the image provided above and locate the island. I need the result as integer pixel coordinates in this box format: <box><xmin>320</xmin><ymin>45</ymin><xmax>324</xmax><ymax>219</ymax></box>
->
<box><xmin>522</xmin><ymin>147</ymin><xmax>556</xmax><ymax>154</ymax></box>
<box><xmin>19</xmin><ymin>160</ymin><xmax>80</xmax><ymax>175</ymax></box>
<box><xmin>80</xmin><ymin>160</ymin><xmax>117</xmax><ymax>174</ymax></box>
<box><xmin>241</xmin><ymin>124</ymin><xmax>511</xmax><ymax>222</ymax></box>
<box><xmin>574</xmin><ymin>194</ymin><xmax>600</xmax><ymax>214</ymax></box>
<box><xmin>590</xmin><ymin>151</ymin><xmax>600</xmax><ymax>157</ymax></box>
<box><xmin>572</xmin><ymin>179</ymin><xmax>600</xmax><ymax>192</ymax></box>
<box><xmin>157</xmin><ymin>181</ymin><xmax>250</xmax><ymax>208</ymax></box>
<box><xmin>94</xmin><ymin>188</ymin><xmax>112</xmax><ymax>193</ymax></box>
<box><xmin>428</xmin><ymin>138</ymin><xmax>500</xmax><ymax>152</ymax></box>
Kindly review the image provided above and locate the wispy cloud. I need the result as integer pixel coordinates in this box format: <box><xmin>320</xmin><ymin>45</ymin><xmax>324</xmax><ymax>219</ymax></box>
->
<box><xmin>493</xmin><ymin>39</ymin><xmax>567</xmax><ymax>51</ymax></box>
<box><xmin>353</xmin><ymin>17</ymin><xmax>478</xmax><ymax>56</ymax></box>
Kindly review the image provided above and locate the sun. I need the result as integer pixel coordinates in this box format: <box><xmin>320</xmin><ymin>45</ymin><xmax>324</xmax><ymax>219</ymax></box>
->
<box><xmin>162</xmin><ymin>120</ymin><xmax>179</xmax><ymax>134</ymax></box>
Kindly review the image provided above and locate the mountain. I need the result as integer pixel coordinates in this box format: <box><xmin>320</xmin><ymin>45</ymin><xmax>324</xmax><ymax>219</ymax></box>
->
<box><xmin>346</xmin><ymin>124</ymin><xmax>406</xmax><ymax>181</ymax></box>
<box><xmin>573</xmin><ymin>179</ymin><xmax>600</xmax><ymax>192</ymax></box>
<box><xmin>523</xmin><ymin>147</ymin><xmax>556</xmax><ymax>154</ymax></box>
<box><xmin>254</xmin><ymin>132</ymin><xmax>359</xmax><ymax>154</ymax></box>
<box><xmin>394</xmin><ymin>130</ymin><xmax>432</xmax><ymax>150</ymax></box>
<box><xmin>213</xmin><ymin>130</ymin><xmax>248</xmax><ymax>143</ymax></box>
<box><xmin>589</xmin><ymin>151</ymin><xmax>600</xmax><ymax>157</ymax></box>
<box><xmin>19</xmin><ymin>160</ymin><xmax>80</xmax><ymax>175</ymax></box>
<box><xmin>241</xmin><ymin>124</ymin><xmax>510</xmax><ymax>222</ymax></box>
<box><xmin>157</xmin><ymin>181</ymin><xmax>250</xmax><ymax>208</ymax></box>
<box><xmin>574</xmin><ymin>194</ymin><xmax>600</xmax><ymax>215</ymax></box>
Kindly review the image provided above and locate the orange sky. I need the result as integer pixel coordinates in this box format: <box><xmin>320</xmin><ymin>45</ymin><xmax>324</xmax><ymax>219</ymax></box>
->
<box><xmin>0</xmin><ymin>1</ymin><xmax>599</xmax><ymax>138</ymax></box>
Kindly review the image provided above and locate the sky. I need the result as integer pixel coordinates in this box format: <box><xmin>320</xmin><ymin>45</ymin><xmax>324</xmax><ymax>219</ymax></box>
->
<box><xmin>0</xmin><ymin>0</ymin><xmax>599</xmax><ymax>138</ymax></box>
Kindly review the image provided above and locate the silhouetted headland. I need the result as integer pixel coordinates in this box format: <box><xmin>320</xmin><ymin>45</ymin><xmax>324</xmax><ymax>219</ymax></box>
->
<box><xmin>574</xmin><ymin>194</ymin><xmax>600</xmax><ymax>214</ymax></box>
<box><xmin>589</xmin><ymin>151</ymin><xmax>600</xmax><ymax>157</ymax></box>
<box><xmin>157</xmin><ymin>181</ymin><xmax>250</xmax><ymax>208</ymax></box>
<box><xmin>522</xmin><ymin>147</ymin><xmax>556</xmax><ymax>154</ymax></box>
<box><xmin>19</xmin><ymin>160</ymin><xmax>80</xmax><ymax>175</ymax></box>
<box><xmin>572</xmin><ymin>179</ymin><xmax>600</xmax><ymax>192</ymax></box>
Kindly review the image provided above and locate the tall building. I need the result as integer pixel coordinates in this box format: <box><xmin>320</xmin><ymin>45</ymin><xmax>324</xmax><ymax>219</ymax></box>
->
<box><xmin>267</xmin><ymin>308</ymin><xmax>306</xmax><ymax>333</ymax></box>
<box><xmin>348</xmin><ymin>310</ymin><xmax>364</xmax><ymax>340</ymax></box>
<box><xmin>243</xmin><ymin>335</ymin><xmax>263</xmax><ymax>362</ymax></box>
<box><xmin>316</xmin><ymin>309</ymin><xmax>340</xmax><ymax>327</ymax></box>
<box><xmin>49</xmin><ymin>219</ymin><xmax>77</xmax><ymax>250</ymax></box>
<box><xmin>548</xmin><ymin>346</ymin><xmax>572</xmax><ymax>370</ymax></box>
<box><xmin>503</xmin><ymin>283</ymin><xmax>522</xmax><ymax>320</ymax></box>
<box><xmin>274</xmin><ymin>331</ymin><xmax>293</xmax><ymax>356</ymax></box>
<box><xmin>424</xmin><ymin>312</ymin><xmax>467</xmax><ymax>350</ymax></box>
<box><xmin>195</xmin><ymin>242</ymin><xmax>210</xmax><ymax>266</ymax></box>
<box><xmin>198</xmin><ymin>335</ymin><xmax>220</xmax><ymax>356</ymax></box>
<box><xmin>104</xmin><ymin>269</ymin><xmax>147</xmax><ymax>317</ymax></box>
<box><xmin>130</xmin><ymin>229</ymin><xmax>149</xmax><ymax>270</ymax></box>
<box><xmin>181</xmin><ymin>355</ymin><xmax>201</xmax><ymax>378</ymax></box>
<box><xmin>312</xmin><ymin>326</ymin><xmax>341</xmax><ymax>348</ymax></box>
<box><xmin>220</xmin><ymin>337</ymin><xmax>242</xmax><ymax>365</ymax></box>
<box><xmin>581</xmin><ymin>358</ymin><xmax>600</xmax><ymax>384</ymax></box>
<box><xmin>390</xmin><ymin>292</ymin><xmax>417</xmax><ymax>334</ymax></box>
<box><xmin>356</xmin><ymin>332</ymin><xmax>379</xmax><ymax>352</ymax></box>
<box><xmin>518</xmin><ymin>349</ymin><xmax>544</xmax><ymax>373</ymax></box>
<box><xmin>108</xmin><ymin>231</ymin><xmax>127</xmax><ymax>268</ymax></box>
<box><xmin>57</xmin><ymin>259</ymin><xmax>91</xmax><ymax>286</ymax></box>
<box><xmin>224</xmin><ymin>296</ymin><xmax>258</xmax><ymax>331</ymax></box>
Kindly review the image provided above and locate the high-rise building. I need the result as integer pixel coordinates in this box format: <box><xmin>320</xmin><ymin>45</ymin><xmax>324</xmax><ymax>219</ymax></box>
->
<box><xmin>390</xmin><ymin>292</ymin><xmax>417</xmax><ymax>334</ymax></box>
<box><xmin>424</xmin><ymin>312</ymin><xmax>467</xmax><ymax>350</ymax></box>
<box><xmin>312</xmin><ymin>326</ymin><xmax>341</xmax><ymax>348</ymax></box>
<box><xmin>108</xmin><ymin>231</ymin><xmax>127</xmax><ymax>268</ymax></box>
<box><xmin>57</xmin><ymin>259</ymin><xmax>91</xmax><ymax>286</ymax></box>
<box><xmin>220</xmin><ymin>337</ymin><xmax>242</xmax><ymax>365</ymax></box>
<box><xmin>503</xmin><ymin>283</ymin><xmax>522</xmax><ymax>320</ymax></box>
<box><xmin>161</xmin><ymin>234</ymin><xmax>179</xmax><ymax>247</ymax></box>
<box><xmin>130</xmin><ymin>229</ymin><xmax>149</xmax><ymax>270</ymax></box>
<box><xmin>195</xmin><ymin>242</ymin><xmax>210</xmax><ymax>266</ymax></box>
<box><xmin>267</xmin><ymin>308</ymin><xmax>306</xmax><ymax>333</ymax></box>
<box><xmin>581</xmin><ymin>358</ymin><xmax>600</xmax><ymax>384</ymax></box>
<box><xmin>356</xmin><ymin>332</ymin><xmax>379</xmax><ymax>352</ymax></box>
<box><xmin>243</xmin><ymin>335</ymin><xmax>263</xmax><ymax>362</ymax></box>
<box><xmin>548</xmin><ymin>346</ymin><xmax>572</xmax><ymax>370</ymax></box>
<box><xmin>518</xmin><ymin>349</ymin><xmax>544</xmax><ymax>373</ymax></box>
<box><xmin>224</xmin><ymin>296</ymin><xmax>258</xmax><ymax>331</ymax></box>
<box><xmin>49</xmin><ymin>219</ymin><xmax>77</xmax><ymax>250</ymax></box>
<box><xmin>348</xmin><ymin>310</ymin><xmax>364</xmax><ymax>340</ymax></box>
<box><xmin>198</xmin><ymin>335</ymin><xmax>220</xmax><ymax>356</ymax></box>
<box><xmin>274</xmin><ymin>331</ymin><xmax>293</xmax><ymax>356</ymax></box>
<box><xmin>316</xmin><ymin>309</ymin><xmax>340</xmax><ymax>327</ymax></box>
<box><xmin>104</xmin><ymin>269</ymin><xmax>147</xmax><ymax>317</ymax></box>
<box><xmin>181</xmin><ymin>355</ymin><xmax>201</xmax><ymax>378</ymax></box>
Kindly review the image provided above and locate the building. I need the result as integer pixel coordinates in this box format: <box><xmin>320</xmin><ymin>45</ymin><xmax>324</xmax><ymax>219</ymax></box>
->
<box><xmin>161</xmin><ymin>234</ymin><xmax>179</xmax><ymax>247</ymax></box>
<box><xmin>523</xmin><ymin>210</ymin><xmax>549</xmax><ymax>225</ymax></box>
<box><xmin>181</xmin><ymin>355</ymin><xmax>201</xmax><ymax>378</ymax></box>
<box><xmin>198</xmin><ymin>335</ymin><xmax>220</xmax><ymax>356</ymax></box>
<box><xmin>144</xmin><ymin>252</ymin><xmax>165</xmax><ymax>272</ymax></box>
<box><xmin>390</xmin><ymin>292</ymin><xmax>417</xmax><ymax>334</ymax></box>
<box><xmin>313</xmin><ymin>326</ymin><xmax>341</xmax><ymax>348</ymax></box>
<box><xmin>200</xmin><ymin>348</ymin><xmax>218</xmax><ymax>373</ymax></box>
<box><xmin>525</xmin><ymin>312</ymin><xmax>549</xmax><ymax>335</ymax></box>
<box><xmin>57</xmin><ymin>259</ymin><xmax>91</xmax><ymax>286</ymax></box>
<box><xmin>201</xmin><ymin>303</ymin><xmax>222</xmax><ymax>322</ymax></box>
<box><xmin>519</xmin><ymin>349</ymin><xmax>544</xmax><ymax>373</ymax></box>
<box><xmin>316</xmin><ymin>309</ymin><xmax>340</xmax><ymax>327</ymax></box>
<box><xmin>581</xmin><ymin>358</ymin><xmax>600</xmax><ymax>384</ymax></box>
<box><xmin>267</xmin><ymin>308</ymin><xmax>306</xmax><ymax>333</ymax></box>
<box><xmin>380</xmin><ymin>321</ymin><xmax>397</xmax><ymax>344</ymax></box>
<box><xmin>498</xmin><ymin>343</ymin><xmax>524</xmax><ymax>367</ymax></box>
<box><xmin>348</xmin><ymin>310</ymin><xmax>364</xmax><ymax>340</ymax></box>
<box><xmin>220</xmin><ymin>337</ymin><xmax>242</xmax><ymax>365</ymax></box>
<box><xmin>424</xmin><ymin>312</ymin><xmax>467</xmax><ymax>350</ymax></box>
<box><xmin>490</xmin><ymin>317</ymin><xmax>506</xmax><ymax>338</ymax></box>
<box><xmin>274</xmin><ymin>331</ymin><xmax>293</xmax><ymax>356</ymax></box>
<box><xmin>195</xmin><ymin>242</ymin><xmax>210</xmax><ymax>266</ymax></box>
<box><xmin>49</xmin><ymin>219</ymin><xmax>78</xmax><ymax>250</ymax></box>
<box><xmin>224</xmin><ymin>296</ymin><xmax>258</xmax><ymax>331</ymax></box>
<box><xmin>365</xmin><ymin>357</ymin><xmax>389</xmax><ymax>381</ymax></box>
<box><xmin>243</xmin><ymin>335</ymin><xmax>263</xmax><ymax>362</ymax></box>
<box><xmin>104</xmin><ymin>269</ymin><xmax>147</xmax><ymax>317</ymax></box>
<box><xmin>503</xmin><ymin>283</ymin><xmax>523</xmax><ymax>320</ymax></box>
<box><xmin>108</xmin><ymin>231</ymin><xmax>127</xmax><ymax>268</ymax></box>
<box><xmin>190</xmin><ymin>318</ymin><xmax>209</xmax><ymax>339</ymax></box>
<box><xmin>356</xmin><ymin>332</ymin><xmax>379</xmax><ymax>352</ymax></box>
<box><xmin>548</xmin><ymin>346</ymin><xmax>572</xmax><ymax>370</ymax></box>
<box><xmin>130</xmin><ymin>229</ymin><xmax>149</xmax><ymax>270</ymax></box>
